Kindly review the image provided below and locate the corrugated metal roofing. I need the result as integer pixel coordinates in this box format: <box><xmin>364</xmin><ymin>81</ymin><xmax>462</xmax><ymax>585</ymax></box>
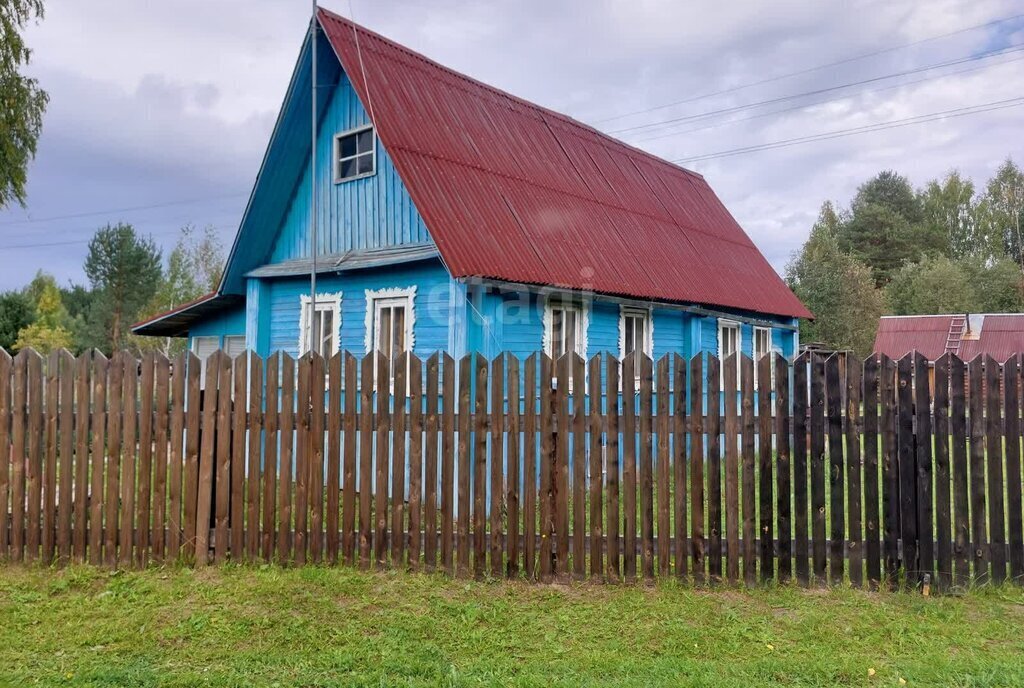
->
<box><xmin>317</xmin><ymin>8</ymin><xmax>810</xmax><ymax>320</ymax></box>
<box><xmin>873</xmin><ymin>314</ymin><xmax>1024</xmax><ymax>361</ymax></box>
<box><xmin>245</xmin><ymin>242</ymin><xmax>438</xmax><ymax>278</ymax></box>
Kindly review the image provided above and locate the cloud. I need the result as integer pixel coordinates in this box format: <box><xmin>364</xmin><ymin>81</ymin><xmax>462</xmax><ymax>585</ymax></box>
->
<box><xmin>1</xmin><ymin>0</ymin><xmax>1022</xmax><ymax>291</ymax></box>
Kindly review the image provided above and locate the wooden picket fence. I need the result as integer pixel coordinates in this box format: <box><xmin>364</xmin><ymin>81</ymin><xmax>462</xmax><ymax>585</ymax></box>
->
<box><xmin>1</xmin><ymin>346</ymin><xmax>1022</xmax><ymax>591</ymax></box>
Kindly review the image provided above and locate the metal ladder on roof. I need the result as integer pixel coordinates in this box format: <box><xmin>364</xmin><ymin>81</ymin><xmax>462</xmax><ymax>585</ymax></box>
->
<box><xmin>945</xmin><ymin>314</ymin><xmax>966</xmax><ymax>354</ymax></box>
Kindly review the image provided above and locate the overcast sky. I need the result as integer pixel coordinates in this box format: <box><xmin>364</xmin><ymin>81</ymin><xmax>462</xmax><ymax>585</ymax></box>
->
<box><xmin>1</xmin><ymin>0</ymin><xmax>1022</xmax><ymax>291</ymax></box>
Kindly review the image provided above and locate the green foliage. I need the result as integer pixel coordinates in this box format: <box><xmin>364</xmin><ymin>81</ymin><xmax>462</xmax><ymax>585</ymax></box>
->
<box><xmin>0</xmin><ymin>289</ymin><xmax>33</xmax><ymax>351</ymax></box>
<box><xmin>0</xmin><ymin>0</ymin><xmax>48</xmax><ymax>208</ymax></box>
<box><xmin>885</xmin><ymin>255</ymin><xmax>975</xmax><ymax>316</ymax></box>
<box><xmin>14</xmin><ymin>272</ymin><xmax>72</xmax><ymax>353</ymax></box>
<box><xmin>787</xmin><ymin>203</ymin><xmax>886</xmax><ymax>357</ymax></box>
<box><xmin>84</xmin><ymin>223</ymin><xmax>163</xmax><ymax>353</ymax></box>
<box><xmin>130</xmin><ymin>225</ymin><xmax>224</xmax><ymax>356</ymax></box>
<box><xmin>919</xmin><ymin>171</ymin><xmax>978</xmax><ymax>260</ymax></box>
<box><xmin>976</xmin><ymin>158</ymin><xmax>1024</xmax><ymax>268</ymax></box>
<box><xmin>961</xmin><ymin>255</ymin><xmax>1024</xmax><ymax>313</ymax></box>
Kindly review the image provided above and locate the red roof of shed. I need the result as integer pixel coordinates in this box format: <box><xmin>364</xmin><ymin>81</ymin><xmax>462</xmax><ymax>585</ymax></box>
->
<box><xmin>874</xmin><ymin>314</ymin><xmax>1024</xmax><ymax>361</ymax></box>
<box><xmin>317</xmin><ymin>8</ymin><xmax>810</xmax><ymax>320</ymax></box>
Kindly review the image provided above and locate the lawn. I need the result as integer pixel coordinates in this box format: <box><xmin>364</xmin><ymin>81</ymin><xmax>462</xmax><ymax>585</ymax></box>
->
<box><xmin>2</xmin><ymin>565</ymin><xmax>1023</xmax><ymax>687</ymax></box>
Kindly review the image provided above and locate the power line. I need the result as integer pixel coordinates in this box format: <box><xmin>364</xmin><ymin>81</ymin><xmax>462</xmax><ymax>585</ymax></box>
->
<box><xmin>594</xmin><ymin>11</ymin><xmax>1024</xmax><ymax>125</ymax></box>
<box><xmin>671</xmin><ymin>96</ymin><xmax>1024</xmax><ymax>164</ymax></box>
<box><xmin>0</xmin><ymin>192</ymin><xmax>247</xmax><ymax>227</ymax></box>
<box><xmin>606</xmin><ymin>41</ymin><xmax>1024</xmax><ymax>136</ymax></box>
<box><xmin>3</xmin><ymin>223</ymin><xmax>238</xmax><ymax>251</ymax></box>
<box><xmin>628</xmin><ymin>51</ymin><xmax>1024</xmax><ymax>146</ymax></box>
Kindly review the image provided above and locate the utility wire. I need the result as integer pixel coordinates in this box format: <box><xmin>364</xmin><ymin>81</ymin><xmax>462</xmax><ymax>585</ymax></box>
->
<box><xmin>606</xmin><ymin>42</ymin><xmax>1024</xmax><ymax>136</ymax></box>
<box><xmin>3</xmin><ymin>222</ymin><xmax>237</xmax><ymax>251</ymax></box>
<box><xmin>672</xmin><ymin>96</ymin><xmax>1024</xmax><ymax>164</ymax></box>
<box><xmin>629</xmin><ymin>50</ymin><xmax>1024</xmax><ymax>145</ymax></box>
<box><xmin>594</xmin><ymin>11</ymin><xmax>1024</xmax><ymax>124</ymax></box>
<box><xmin>0</xmin><ymin>192</ymin><xmax>246</xmax><ymax>227</ymax></box>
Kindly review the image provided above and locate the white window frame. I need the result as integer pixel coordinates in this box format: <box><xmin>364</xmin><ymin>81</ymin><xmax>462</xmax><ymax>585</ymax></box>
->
<box><xmin>752</xmin><ymin>326</ymin><xmax>772</xmax><ymax>389</ymax></box>
<box><xmin>365</xmin><ymin>286</ymin><xmax>416</xmax><ymax>387</ymax></box>
<box><xmin>618</xmin><ymin>306</ymin><xmax>653</xmax><ymax>360</ymax></box>
<box><xmin>191</xmin><ymin>335</ymin><xmax>219</xmax><ymax>388</ymax></box>
<box><xmin>542</xmin><ymin>298</ymin><xmax>589</xmax><ymax>360</ymax></box>
<box><xmin>333</xmin><ymin>124</ymin><xmax>376</xmax><ymax>183</ymax></box>
<box><xmin>718</xmin><ymin>319</ymin><xmax>741</xmax><ymax>388</ymax></box>
<box><xmin>298</xmin><ymin>292</ymin><xmax>342</xmax><ymax>358</ymax></box>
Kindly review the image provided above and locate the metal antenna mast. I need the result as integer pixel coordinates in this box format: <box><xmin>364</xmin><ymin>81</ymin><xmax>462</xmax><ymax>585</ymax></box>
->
<box><xmin>308</xmin><ymin>1</ymin><xmax>319</xmax><ymax>355</ymax></box>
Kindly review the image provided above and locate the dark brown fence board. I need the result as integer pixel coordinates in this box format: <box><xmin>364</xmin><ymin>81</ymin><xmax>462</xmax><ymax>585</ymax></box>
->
<box><xmin>0</xmin><ymin>351</ymin><xmax>9</xmax><ymax>560</ymax></box>
<box><xmin>262</xmin><ymin>355</ymin><xmax>279</xmax><ymax>563</ymax></box>
<box><xmin>673</xmin><ymin>354</ymin><xmax>687</xmax><ymax>581</ymax></box>
<box><xmin>104</xmin><ymin>352</ymin><xmax>123</xmax><ymax>568</ymax></box>
<box><xmin>810</xmin><ymin>353</ymin><xmax>826</xmax><ymax>584</ymax></box>
<box><xmin>706</xmin><ymin>355</ymin><xmax>722</xmax><ymax>583</ymax></box>
<box><xmin>524</xmin><ymin>354</ymin><xmax>539</xmax><ymax>580</ymax></box>
<box><xmin>153</xmin><ymin>354</ymin><xmax>170</xmax><ymax>563</ymax></box>
<box><xmin>950</xmin><ymin>355</ymin><xmax>969</xmax><ymax>586</ymax></box>
<box><xmin>605</xmin><ymin>356</ymin><xmax>620</xmax><ymax>582</ymax></box>
<box><xmin>473</xmin><ymin>353</ymin><xmax>487</xmax><ymax>579</ymax></box>
<box><xmin>440</xmin><ymin>353</ymin><xmax>455</xmax><ymax>575</ymax></box>
<box><xmin>423</xmin><ymin>353</ymin><xmax>439</xmax><ymax>572</ymax></box>
<box><xmin>294</xmin><ymin>354</ymin><xmax>311</xmax><ymax>566</ymax></box>
<box><xmin>985</xmin><ymin>355</ymin><xmax>1005</xmax><ymax>583</ymax></box>
<box><xmin>589</xmin><ymin>355</ymin><xmax>603</xmax><ymax>580</ymax></box>
<box><xmin>277</xmin><ymin>353</ymin><xmax>295</xmax><ymax>564</ymax></box>
<box><xmin>758</xmin><ymin>354</ymin><xmax>773</xmax><ymax>583</ymax></box>
<box><xmin>136</xmin><ymin>354</ymin><xmax>155</xmax><ymax>567</ymax></box>
<box><xmin>11</xmin><ymin>352</ymin><xmax>29</xmax><ymax>561</ymax></box>
<box><xmin>539</xmin><ymin>353</ymin><xmax>554</xmax><ymax>583</ymax></box>
<box><xmin>555</xmin><ymin>355</ymin><xmax>571</xmax><ymax>580</ymax></box>
<box><xmin>182</xmin><ymin>352</ymin><xmax>201</xmax><ymax>561</ymax></box>
<box><xmin>896</xmin><ymin>355</ymin><xmax>917</xmax><ymax>585</ymax></box>
<box><xmin>87</xmin><ymin>353</ymin><xmax>107</xmax><ymax>565</ymax></box>
<box><xmin>846</xmin><ymin>356</ymin><xmax>863</xmax><ymax>588</ymax></box>
<box><xmin>230</xmin><ymin>354</ymin><xmax>247</xmax><ymax>562</ymax></box>
<box><xmin>825</xmin><ymin>354</ymin><xmax>844</xmax><ymax>585</ymax></box>
<box><xmin>456</xmin><ymin>354</ymin><xmax>471</xmax><ymax>578</ymax></box>
<box><xmin>933</xmin><ymin>354</ymin><xmax>952</xmax><ymax>591</ymax></box>
<box><xmin>25</xmin><ymin>352</ymin><xmax>43</xmax><ymax>563</ymax></box>
<box><xmin>43</xmin><ymin>351</ymin><xmax>58</xmax><ymax>564</ymax></box>
<box><xmin>792</xmin><ymin>353</ymin><xmax>809</xmax><ymax>585</ymax></box>
<box><xmin>342</xmin><ymin>353</ymin><xmax>358</xmax><ymax>566</ymax></box>
<box><xmin>724</xmin><ymin>355</ymin><xmax>739</xmax><ymax>585</ymax></box>
<box><xmin>621</xmin><ymin>353</ymin><xmax>637</xmax><ymax>582</ymax></box>
<box><xmin>507</xmin><ymin>354</ymin><xmax>521</xmax><ymax>578</ymax></box>
<box><xmin>490</xmin><ymin>354</ymin><xmax>505</xmax><ymax>578</ymax></box>
<box><xmin>880</xmin><ymin>355</ymin><xmax>900</xmax><ymax>583</ymax></box>
<box><xmin>968</xmin><ymin>356</ymin><xmax>987</xmax><ymax>583</ymax></box>
<box><xmin>1005</xmin><ymin>355</ymin><xmax>1023</xmax><ymax>581</ymax></box>
<box><xmin>309</xmin><ymin>354</ymin><xmax>327</xmax><ymax>565</ymax></box>
<box><xmin>213</xmin><ymin>353</ymin><xmax>232</xmax><ymax>565</ymax></box>
<box><xmin>774</xmin><ymin>353</ymin><xmax>791</xmax><ymax>584</ymax></box>
<box><xmin>247</xmin><ymin>354</ymin><xmax>264</xmax><ymax>562</ymax></box>
<box><xmin>358</xmin><ymin>353</ymin><xmax>373</xmax><ymax>569</ymax></box>
<box><xmin>58</xmin><ymin>350</ymin><xmax>75</xmax><ymax>564</ymax></box>
<box><xmin>656</xmin><ymin>356</ymin><xmax>670</xmax><ymax>579</ymax></box>
<box><xmin>408</xmin><ymin>354</ymin><xmax>424</xmax><ymax>570</ymax></box>
<box><xmin>72</xmin><ymin>351</ymin><xmax>90</xmax><ymax>561</ymax></box>
<box><xmin>741</xmin><ymin>355</ymin><xmax>756</xmax><ymax>586</ymax></box>
<box><xmin>639</xmin><ymin>355</ymin><xmax>655</xmax><ymax>582</ymax></box>
<box><xmin>391</xmin><ymin>354</ymin><xmax>409</xmax><ymax>570</ymax></box>
<box><xmin>573</xmin><ymin>353</ymin><xmax>587</xmax><ymax>581</ymax></box>
<box><xmin>862</xmin><ymin>356</ymin><xmax>880</xmax><ymax>587</ymax></box>
<box><xmin>689</xmin><ymin>354</ymin><xmax>705</xmax><ymax>584</ymax></box>
<box><xmin>118</xmin><ymin>355</ymin><xmax>138</xmax><ymax>568</ymax></box>
<box><xmin>914</xmin><ymin>352</ymin><xmax>934</xmax><ymax>584</ymax></box>
<box><xmin>374</xmin><ymin>352</ymin><xmax>389</xmax><ymax>570</ymax></box>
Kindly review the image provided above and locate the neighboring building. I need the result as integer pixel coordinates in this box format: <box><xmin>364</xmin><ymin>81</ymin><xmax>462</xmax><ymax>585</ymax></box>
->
<box><xmin>132</xmin><ymin>8</ymin><xmax>809</xmax><ymax>377</ymax></box>
<box><xmin>873</xmin><ymin>314</ymin><xmax>1024</xmax><ymax>362</ymax></box>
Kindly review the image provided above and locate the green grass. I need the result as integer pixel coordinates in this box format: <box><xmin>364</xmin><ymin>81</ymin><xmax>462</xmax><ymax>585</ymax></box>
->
<box><xmin>2</xmin><ymin>566</ymin><xmax>1024</xmax><ymax>686</ymax></box>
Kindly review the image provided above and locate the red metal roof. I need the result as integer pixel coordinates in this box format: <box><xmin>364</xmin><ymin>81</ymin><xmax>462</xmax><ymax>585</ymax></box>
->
<box><xmin>874</xmin><ymin>314</ymin><xmax>1024</xmax><ymax>361</ymax></box>
<box><xmin>317</xmin><ymin>8</ymin><xmax>810</xmax><ymax>320</ymax></box>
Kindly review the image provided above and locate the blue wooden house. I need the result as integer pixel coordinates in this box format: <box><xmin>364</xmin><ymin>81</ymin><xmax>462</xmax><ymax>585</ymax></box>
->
<box><xmin>132</xmin><ymin>8</ymin><xmax>810</xmax><ymax>375</ymax></box>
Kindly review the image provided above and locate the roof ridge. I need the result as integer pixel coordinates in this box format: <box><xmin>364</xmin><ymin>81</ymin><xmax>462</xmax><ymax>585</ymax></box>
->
<box><xmin>316</xmin><ymin>6</ymin><xmax>705</xmax><ymax>182</ymax></box>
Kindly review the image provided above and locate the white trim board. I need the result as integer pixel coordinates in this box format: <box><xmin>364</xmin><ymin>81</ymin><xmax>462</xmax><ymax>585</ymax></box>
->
<box><xmin>364</xmin><ymin>285</ymin><xmax>417</xmax><ymax>354</ymax></box>
<box><xmin>298</xmin><ymin>291</ymin><xmax>343</xmax><ymax>356</ymax></box>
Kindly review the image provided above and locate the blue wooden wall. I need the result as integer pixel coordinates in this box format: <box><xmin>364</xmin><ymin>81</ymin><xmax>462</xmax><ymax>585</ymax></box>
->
<box><xmin>187</xmin><ymin>303</ymin><xmax>246</xmax><ymax>350</ymax></box>
<box><xmin>268</xmin><ymin>71</ymin><xmax>431</xmax><ymax>263</ymax></box>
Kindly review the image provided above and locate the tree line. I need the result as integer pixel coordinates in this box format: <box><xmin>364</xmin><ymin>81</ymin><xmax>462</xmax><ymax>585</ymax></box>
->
<box><xmin>786</xmin><ymin>158</ymin><xmax>1024</xmax><ymax>357</ymax></box>
<box><xmin>0</xmin><ymin>224</ymin><xmax>224</xmax><ymax>356</ymax></box>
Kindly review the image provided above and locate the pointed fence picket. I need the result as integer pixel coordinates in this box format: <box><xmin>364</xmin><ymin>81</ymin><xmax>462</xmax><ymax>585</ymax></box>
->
<box><xmin>0</xmin><ymin>346</ymin><xmax>1022</xmax><ymax>593</ymax></box>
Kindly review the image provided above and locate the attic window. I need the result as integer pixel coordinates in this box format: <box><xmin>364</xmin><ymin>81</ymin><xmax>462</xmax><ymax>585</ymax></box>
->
<box><xmin>334</xmin><ymin>125</ymin><xmax>375</xmax><ymax>182</ymax></box>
